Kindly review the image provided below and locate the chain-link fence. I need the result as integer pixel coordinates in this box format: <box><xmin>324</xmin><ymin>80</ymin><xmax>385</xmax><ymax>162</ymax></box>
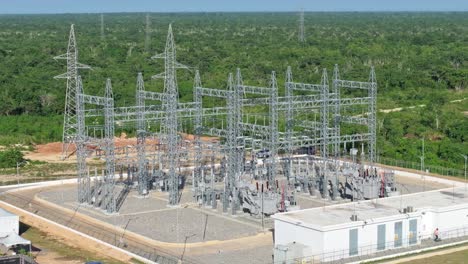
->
<box><xmin>0</xmin><ymin>192</ymin><xmax>192</xmax><ymax>264</ymax></box>
<box><xmin>377</xmin><ymin>156</ymin><xmax>464</xmax><ymax>178</ymax></box>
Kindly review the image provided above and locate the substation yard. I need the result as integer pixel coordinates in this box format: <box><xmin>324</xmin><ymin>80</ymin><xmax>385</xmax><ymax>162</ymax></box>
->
<box><xmin>1</xmin><ymin>171</ymin><xmax>452</xmax><ymax>264</ymax></box>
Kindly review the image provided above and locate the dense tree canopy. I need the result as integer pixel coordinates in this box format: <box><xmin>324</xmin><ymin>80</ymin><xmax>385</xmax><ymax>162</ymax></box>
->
<box><xmin>0</xmin><ymin>12</ymin><xmax>466</xmax><ymax>169</ymax></box>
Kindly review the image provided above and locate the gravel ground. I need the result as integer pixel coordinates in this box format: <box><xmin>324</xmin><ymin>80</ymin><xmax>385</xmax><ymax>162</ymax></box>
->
<box><xmin>39</xmin><ymin>185</ymin><xmax>260</xmax><ymax>243</ymax></box>
<box><xmin>37</xmin><ymin>173</ymin><xmax>449</xmax><ymax>244</ymax></box>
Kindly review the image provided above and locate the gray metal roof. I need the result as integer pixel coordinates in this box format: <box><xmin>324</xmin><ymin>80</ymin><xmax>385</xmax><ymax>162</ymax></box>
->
<box><xmin>0</xmin><ymin>208</ymin><xmax>17</xmax><ymax>218</ymax></box>
<box><xmin>273</xmin><ymin>187</ymin><xmax>468</xmax><ymax>231</ymax></box>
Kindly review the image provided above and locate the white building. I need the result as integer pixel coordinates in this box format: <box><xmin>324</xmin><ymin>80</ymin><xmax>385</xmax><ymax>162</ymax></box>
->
<box><xmin>0</xmin><ymin>208</ymin><xmax>30</xmax><ymax>253</ymax></box>
<box><xmin>0</xmin><ymin>208</ymin><xmax>19</xmax><ymax>235</ymax></box>
<box><xmin>272</xmin><ymin>187</ymin><xmax>468</xmax><ymax>263</ymax></box>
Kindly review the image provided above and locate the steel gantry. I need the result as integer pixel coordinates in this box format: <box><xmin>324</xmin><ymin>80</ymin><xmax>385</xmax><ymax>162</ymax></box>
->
<box><xmin>59</xmin><ymin>23</ymin><xmax>378</xmax><ymax>213</ymax></box>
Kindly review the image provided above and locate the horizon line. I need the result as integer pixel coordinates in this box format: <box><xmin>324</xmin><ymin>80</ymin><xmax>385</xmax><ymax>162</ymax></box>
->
<box><xmin>1</xmin><ymin>10</ymin><xmax>468</xmax><ymax>15</ymax></box>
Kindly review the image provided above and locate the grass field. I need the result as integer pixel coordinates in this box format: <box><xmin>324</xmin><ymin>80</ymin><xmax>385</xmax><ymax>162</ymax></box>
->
<box><xmin>20</xmin><ymin>223</ymin><xmax>132</xmax><ymax>264</ymax></box>
<box><xmin>399</xmin><ymin>248</ymin><xmax>468</xmax><ymax>264</ymax></box>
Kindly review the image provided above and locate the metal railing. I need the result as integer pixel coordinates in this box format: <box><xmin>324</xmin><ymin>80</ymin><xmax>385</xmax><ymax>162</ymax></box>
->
<box><xmin>275</xmin><ymin>226</ymin><xmax>468</xmax><ymax>264</ymax></box>
<box><xmin>0</xmin><ymin>255</ymin><xmax>36</xmax><ymax>264</ymax></box>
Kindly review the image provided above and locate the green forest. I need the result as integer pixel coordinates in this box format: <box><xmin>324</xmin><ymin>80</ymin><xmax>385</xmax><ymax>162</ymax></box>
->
<box><xmin>0</xmin><ymin>12</ymin><xmax>466</xmax><ymax>170</ymax></box>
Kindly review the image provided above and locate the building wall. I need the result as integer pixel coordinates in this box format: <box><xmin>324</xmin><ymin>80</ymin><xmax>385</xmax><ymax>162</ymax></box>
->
<box><xmin>274</xmin><ymin>220</ymin><xmax>324</xmax><ymax>258</ymax></box>
<box><xmin>0</xmin><ymin>215</ymin><xmax>19</xmax><ymax>234</ymax></box>
<box><xmin>435</xmin><ymin>206</ymin><xmax>468</xmax><ymax>236</ymax></box>
<box><xmin>274</xmin><ymin>204</ymin><xmax>468</xmax><ymax>262</ymax></box>
<box><xmin>419</xmin><ymin>210</ymin><xmax>435</xmax><ymax>238</ymax></box>
<box><xmin>321</xmin><ymin>216</ymin><xmax>420</xmax><ymax>261</ymax></box>
<box><xmin>275</xmin><ymin>216</ymin><xmax>425</xmax><ymax>262</ymax></box>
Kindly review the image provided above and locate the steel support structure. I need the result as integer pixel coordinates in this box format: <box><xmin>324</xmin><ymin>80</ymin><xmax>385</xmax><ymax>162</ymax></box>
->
<box><xmin>60</xmin><ymin>23</ymin><xmax>380</xmax><ymax>212</ymax></box>
<box><xmin>267</xmin><ymin>72</ymin><xmax>278</xmax><ymax>183</ymax></box>
<box><xmin>103</xmin><ymin>79</ymin><xmax>116</xmax><ymax>213</ymax></box>
<box><xmin>136</xmin><ymin>73</ymin><xmax>148</xmax><ymax>195</ymax></box>
<box><xmin>332</xmin><ymin>64</ymin><xmax>341</xmax><ymax>157</ymax></box>
<box><xmin>285</xmin><ymin>67</ymin><xmax>294</xmax><ymax>182</ymax></box>
<box><xmin>75</xmin><ymin>76</ymin><xmax>89</xmax><ymax>204</ymax></box>
<box><xmin>54</xmin><ymin>24</ymin><xmax>90</xmax><ymax>160</ymax></box>
<box><xmin>298</xmin><ymin>9</ymin><xmax>305</xmax><ymax>43</ymax></box>
<box><xmin>193</xmin><ymin>70</ymin><xmax>203</xmax><ymax>199</ymax></box>
<box><xmin>161</xmin><ymin>25</ymin><xmax>180</xmax><ymax>206</ymax></box>
<box><xmin>144</xmin><ymin>13</ymin><xmax>151</xmax><ymax>52</ymax></box>
<box><xmin>368</xmin><ymin>67</ymin><xmax>377</xmax><ymax>165</ymax></box>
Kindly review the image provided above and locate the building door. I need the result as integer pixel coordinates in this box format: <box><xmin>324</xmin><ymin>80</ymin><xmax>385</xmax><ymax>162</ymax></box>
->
<box><xmin>394</xmin><ymin>221</ymin><xmax>403</xmax><ymax>247</ymax></box>
<box><xmin>349</xmin><ymin>229</ymin><xmax>358</xmax><ymax>256</ymax></box>
<box><xmin>377</xmin><ymin>224</ymin><xmax>386</xmax><ymax>250</ymax></box>
<box><xmin>409</xmin><ymin>219</ymin><xmax>417</xmax><ymax>245</ymax></box>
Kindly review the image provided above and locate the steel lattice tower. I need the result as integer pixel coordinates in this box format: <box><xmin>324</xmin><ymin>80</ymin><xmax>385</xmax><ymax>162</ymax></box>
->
<box><xmin>104</xmin><ymin>79</ymin><xmax>116</xmax><ymax>213</ymax></box>
<box><xmin>268</xmin><ymin>71</ymin><xmax>279</xmax><ymax>182</ymax></box>
<box><xmin>320</xmin><ymin>69</ymin><xmax>329</xmax><ymax>199</ymax></box>
<box><xmin>285</xmin><ymin>66</ymin><xmax>294</xmax><ymax>182</ymax></box>
<box><xmin>235</xmin><ymin>69</ymin><xmax>244</xmax><ymax>179</ymax></box>
<box><xmin>320</xmin><ymin>69</ymin><xmax>329</xmax><ymax>159</ymax></box>
<box><xmin>299</xmin><ymin>9</ymin><xmax>305</xmax><ymax>43</ymax></box>
<box><xmin>75</xmin><ymin>76</ymin><xmax>89</xmax><ymax>203</ymax></box>
<box><xmin>226</xmin><ymin>73</ymin><xmax>237</xmax><ymax>214</ymax></box>
<box><xmin>136</xmin><ymin>73</ymin><xmax>148</xmax><ymax>195</ymax></box>
<box><xmin>193</xmin><ymin>70</ymin><xmax>203</xmax><ymax>197</ymax></box>
<box><xmin>145</xmin><ymin>13</ymin><xmax>151</xmax><ymax>52</ymax></box>
<box><xmin>163</xmin><ymin>24</ymin><xmax>180</xmax><ymax>206</ymax></box>
<box><xmin>332</xmin><ymin>64</ymin><xmax>341</xmax><ymax>157</ymax></box>
<box><xmin>368</xmin><ymin>66</ymin><xmax>377</xmax><ymax>164</ymax></box>
<box><xmin>100</xmin><ymin>14</ymin><xmax>105</xmax><ymax>40</ymax></box>
<box><xmin>54</xmin><ymin>25</ymin><xmax>90</xmax><ymax>160</ymax></box>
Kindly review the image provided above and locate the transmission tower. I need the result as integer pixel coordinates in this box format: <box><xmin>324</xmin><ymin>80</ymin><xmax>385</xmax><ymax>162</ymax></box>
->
<box><xmin>332</xmin><ymin>64</ymin><xmax>341</xmax><ymax>157</ymax></box>
<box><xmin>54</xmin><ymin>24</ymin><xmax>90</xmax><ymax>160</ymax></box>
<box><xmin>298</xmin><ymin>9</ymin><xmax>305</xmax><ymax>43</ymax></box>
<box><xmin>268</xmin><ymin>71</ymin><xmax>278</xmax><ymax>182</ymax></box>
<box><xmin>285</xmin><ymin>66</ymin><xmax>294</xmax><ymax>182</ymax></box>
<box><xmin>163</xmin><ymin>25</ymin><xmax>181</xmax><ymax>206</ymax></box>
<box><xmin>368</xmin><ymin>66</ymin><xmax>377</xmax><ymax>165</ymax></box>
<box><xmin>75</xmin><ymin>76</ymin><xmax>89</xmax><ymax>204</ymax></box>
<box><xmin>144</xmin><ymin>13</ymin><xmax>151</xmax><ymax>52</ymax></box>
<box><xmin>193</xmin><ymin>70</ymin><xmax>203</xmax><ymax>199</ymax></box>
<box><xmin>320</xmin><ymin>69</ymin><xmax>329</xmax><ymax>159</ymax></box>
<box><xmin>136</xmin><ymin>73</ymin><xmax>148</xmax><ymax>195</ymax></box>
<box><xmin>100</xmin><ymin>14</ymin><xmax>105</xmax><ymax>40</ymax></box>
<box><xmin>226</xmin><ymin>73</ymin><xmax>237</xmax><ymax>214</ymax></box>
<box><xmin>103</xmin><ymin>79</ymin><xmax>116</xmax><ymax>213</ymax></box>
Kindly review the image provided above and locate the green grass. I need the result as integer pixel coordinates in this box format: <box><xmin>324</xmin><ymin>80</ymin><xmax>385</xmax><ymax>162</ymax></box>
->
<box><xmin>365</xmin><ymin>242</ymin><xmax>468</xmax><ymax>264</ymax></box>
<box><xmin>400</xmin><ymin>249</ymin><xmax>468</xmax><ymax>264</ymax></box>
<box><xmin>20</xmin><ymin>223</ymin><xmax>129</xmax><ymax>264</ymax></box>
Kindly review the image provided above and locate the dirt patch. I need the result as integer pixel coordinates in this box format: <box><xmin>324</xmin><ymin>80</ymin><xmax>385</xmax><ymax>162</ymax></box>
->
<box><xmin>24</xmin><ymin>142</ymin><xmax>73</xmax><ymax>163</ymax></box>
<box><xmin>24</xmin><ymin>132</ymin><xmax>220</xmax><ymax>164</ymax></box>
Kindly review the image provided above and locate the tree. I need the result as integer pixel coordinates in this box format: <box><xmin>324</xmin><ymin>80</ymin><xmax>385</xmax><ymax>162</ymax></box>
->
<box><xmin>0</xmin><ymin>148</ymin><xmax>24</xmax><ymax>168</ymax></box>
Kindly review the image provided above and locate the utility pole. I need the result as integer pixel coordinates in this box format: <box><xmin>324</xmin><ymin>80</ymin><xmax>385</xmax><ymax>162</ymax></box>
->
<box><xmin>420</xmin><ymin>138</ymin><xmax>425</xmax><ymax>192</ymax></box>
<box><xmin>461</xmin><ymin>154</ymin><xmax>467</xmax><ymax>192</ymax></box>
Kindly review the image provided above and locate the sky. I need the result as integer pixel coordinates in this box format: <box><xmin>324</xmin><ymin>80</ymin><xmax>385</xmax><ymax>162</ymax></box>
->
<box><xmin>1</xmin><ymin>0</ymin><xmax>467</xmax><ymax>14</ymax></box>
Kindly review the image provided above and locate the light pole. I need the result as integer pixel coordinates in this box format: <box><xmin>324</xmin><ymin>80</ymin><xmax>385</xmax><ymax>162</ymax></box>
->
<box><xmin>461</xmin><ymin>154</ymin><xmax>467</xmax><ymax>192</ymax></box>
<box><xmin>120</xmin><ymin>216</ymin><xmax>138</xmax><ymax>247</ymax></box>
<box><xmin>16</xmin><ymin>161</ymin><xmax>27</xmax><ymax>185</ymax></box>
<box><xmin>181</xmin><ymin>233</ymin><xmax>196</xmax><ymax>262</ymax></box>
<box><xmin>420</xmin><ymin>138</ymin><xmax>425</xmax><ymax>193</ymax></box>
